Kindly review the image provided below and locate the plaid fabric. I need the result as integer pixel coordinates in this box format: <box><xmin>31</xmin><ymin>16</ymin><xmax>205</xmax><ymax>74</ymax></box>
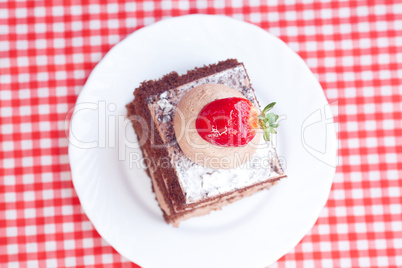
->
<box><xmin>1</xmin><ymin>0</ymin><xmax>401</xmax><ymax>267</ymax></box>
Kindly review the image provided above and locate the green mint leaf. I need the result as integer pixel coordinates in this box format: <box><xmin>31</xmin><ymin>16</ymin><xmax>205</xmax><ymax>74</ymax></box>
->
<box><xmin>263</xmin><ymin>129</ymin><xmax>270</xmax><ymax>141</ymax></box>
<box><xmin>266</xmin><ymin>113</ymin><xmax>278</xmax><ymax>123</ymax></box>
<box><xmin>262</xmin><ymin>102</ymin><xmax>276</xmax><ymax>114</ymax></box>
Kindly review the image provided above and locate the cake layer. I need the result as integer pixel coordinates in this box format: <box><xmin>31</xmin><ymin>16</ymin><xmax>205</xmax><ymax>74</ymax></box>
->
<box><xmin>127</xmin><ymin>59</ymin><xmax>286</xmax><ymax>226</ymax></box>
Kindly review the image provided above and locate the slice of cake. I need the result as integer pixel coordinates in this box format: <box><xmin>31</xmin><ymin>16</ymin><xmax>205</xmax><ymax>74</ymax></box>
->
<box><xmin>127</xmin><ymin>59</ymin><xmax>286</xmax><ymax>227</ymax></box>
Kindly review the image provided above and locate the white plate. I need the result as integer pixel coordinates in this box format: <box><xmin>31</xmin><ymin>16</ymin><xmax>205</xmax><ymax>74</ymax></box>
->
<box><xmin>68</xmin><ymin>15</ymin><xmax>337</xmax><ymax>268</ymax></box>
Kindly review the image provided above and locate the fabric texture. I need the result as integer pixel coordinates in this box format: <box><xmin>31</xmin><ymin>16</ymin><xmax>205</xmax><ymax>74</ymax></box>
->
<box><xmin>1</xmin><ymin>0</ymin><xmax>401</xmax><ymax>267</ymax></box>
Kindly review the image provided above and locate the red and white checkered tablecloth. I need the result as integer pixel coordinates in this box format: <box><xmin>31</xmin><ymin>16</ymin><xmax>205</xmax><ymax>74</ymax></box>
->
<box><xmin>1</xmin><ymin>0</ymin><xmax>401</xmax><ymax>267</ymax></box>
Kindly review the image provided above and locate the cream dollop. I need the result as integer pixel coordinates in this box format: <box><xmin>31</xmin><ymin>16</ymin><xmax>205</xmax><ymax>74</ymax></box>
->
<box><xmin>173</xmin><ymin>84</ymin><xmax>261</xmax><ymax>169</ymax></box>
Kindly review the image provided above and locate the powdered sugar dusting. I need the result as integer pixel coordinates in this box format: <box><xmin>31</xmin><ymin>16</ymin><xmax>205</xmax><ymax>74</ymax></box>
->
<box><xmin>176</xmin><ymin>138</ymin><xmax>281</xmax><ymax>202</ymax></box>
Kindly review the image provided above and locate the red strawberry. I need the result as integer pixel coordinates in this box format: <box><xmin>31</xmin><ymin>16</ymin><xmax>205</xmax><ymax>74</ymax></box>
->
<box><xmin>196</xmin><ymin>98</ymin><xmax>279</xmax><ymax>147</ymax></box>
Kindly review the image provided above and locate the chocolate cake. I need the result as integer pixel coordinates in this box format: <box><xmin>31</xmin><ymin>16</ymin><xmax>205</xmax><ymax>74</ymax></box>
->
<box><xmin>127</xmin><ymin>59</ymin><xmax>286</xmax><ymax>227</ymax></box>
